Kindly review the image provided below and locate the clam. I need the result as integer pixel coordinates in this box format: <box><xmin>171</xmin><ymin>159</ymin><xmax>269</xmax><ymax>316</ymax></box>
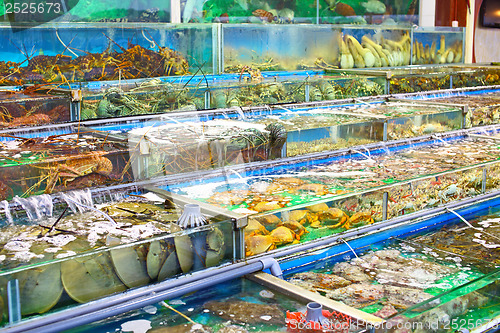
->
<box><xmin>147</xmin><ymin>240</ymin><xmax>169</xmax><ymax>280</ymax></box>
<box><xmin>174</xmin><ymin>233</ymin><xmax>193</xmax><ymax>274</ymax></box>
<box><xmin>205</xmin><ymin>249</ymin><xmax>225</xmax><ymax>268</ymax></box>
<box><xmin>206</xmin><ymin>227</ymin><xmax>225</xmax><ymax>253</ymax></box>
<box><xmin>61</xmin><ymin>253</ymin><xmax>127</xmax><ymax>303</ymax></box>
<box><xmin>157</xmin><ymin>251</ymin><xmax>181</xmax><ymax>281</ymax></box>
<box><xmin>16</xmin><ymin>263</ymin><xmax>63</xmax><ymax>315</ymax></box>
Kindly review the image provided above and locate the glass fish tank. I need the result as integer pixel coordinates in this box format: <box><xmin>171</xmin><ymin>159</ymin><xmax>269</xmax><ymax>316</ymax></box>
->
<box><xmin>328</xmin><ymin>63</ymin><xmax>494</xmax><ymax>96</ymax></box>
<box><xmin>78</xmin><ymin>72</ymin><xmax>387</xmax><ymax>120</ymax></box>
<box><xmin>412</xmin><ymin>27</ymin><xmax>465</xmax><ymax>65</ymax></box>
<box><xmin>13</xmin><ymin>185</ymin><xmax>500</xmax><ymax>333</ymax></box>
<box><xmin>126</xmin><ymin>119</ymin><xmax>286</xmax><ymax>177</ymax></box>
<box><xmin>0</xmin><ymin>124</ymin><xmax>134</xmax><ymax>200</ymax></box>
<box><xmin>222</xmin><ymin>25</ymin><xmax>411</xmax><ymax>73</ymax></box>
<box><xmin>387</xmin><ymin>65</ymin><xmax>499</xmax><ymax>94</ymax></box>
<box><xmin>403</xmin><ymin>87</ymin><xmax>500</xmax><ymax>128</ymax></box>
<box><xmin>161</xmin><ymin>132</ymin><xmax>500</xmax><ymax>257</ymax></box>
<box><xmin>79</xmin><ymin>80</ymin><xmax>209</xmax><ymax>120</ymax></box>
<box><xmin>0</xmin><ymin>0</ymin><xmax>170</xmax><ymax>23</ymax></box>
<box><xmin>87</xmin><ymin>97</ymin><xmax>463</xmax><ymax>173</ymax></box>
<box><xmin>0</xmin><ymin>187</ymin><xmax>236</xmax><ymax>328</ymax></box>
<box><xmin>207</xmin><ymin>73</ymin><xmax>386</xmax><ymax>109</ymax></box>
<box><xmin>0</xmin><ymin>23</ymin><xmax>213</xmax><ymax>86</ymax></box>
<box><xmin>267</xmin><ymin>99</ymin><xmax>464</xmax><ymax>156</ymax></box>
<box><xmin>64</xmin><ymin>275</ymin><xmax>370</xmax><ymax>333</ymax></box>
<box><xmin>0</xmin><ymin>87</ymin><xmax>72</xmax><ymax>129</ymax></box>
<box><xmin>189</xmin><ymin>0</ymin><xmax>419</xmax><ymax>25</ymax></box>
<box><xmin>281</xmin><ymin>204</ymin><xmax>500</xmax><ymax>332</ymax></box>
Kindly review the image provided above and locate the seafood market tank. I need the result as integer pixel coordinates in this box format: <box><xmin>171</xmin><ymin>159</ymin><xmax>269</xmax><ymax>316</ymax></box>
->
<box><xmin>0</xmin><ymin>186</ymin><xmax>240</xmax><ymax>328</ymax></box>
<box><xmin>221</xmin><ymin>24</ymin><xmax>412</xmax><ymax>73</ymax></box>
<box><xmin>77</xmin><ymin>71</ymin><xmax>387</xmax><ymax>120</ymax></box>
<box><xmin>279</xmin><ymin>201</ymin><xmax>500</xmax><ymax>333</ymax></box>
<box><xmin>159</xmin><ymin>129</ymin><xmax>500</xmax><ymax>258</ymax></box>
<box><xmin>0</xmin><ymin>23</ymin><xmax>214</xmax><ymax>86</ymax></box>
<box><xmin>0</xmin><ymin>87</ymin><xmax>74</xmax><ymax>129</ymax></box>
<box><xmin>400</xmin><ymin>86</ymin><xmax>500</xmax><ymax>127</ymax></box>
<box><xmin>186</xmin><ymin>0</ymin><xmax>419</xmax><ymax>25</ymax></box>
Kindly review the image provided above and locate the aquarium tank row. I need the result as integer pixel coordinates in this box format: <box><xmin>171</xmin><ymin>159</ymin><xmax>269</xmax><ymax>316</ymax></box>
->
<box><xmin>0</xmin><ymin>0</ymin><xmax>418</xmax><ymax>24</ymax></box>
<box><xmin>0</xmin><ymin>23</ymin><xmax>465</xmax><ymax>88</ymax></box>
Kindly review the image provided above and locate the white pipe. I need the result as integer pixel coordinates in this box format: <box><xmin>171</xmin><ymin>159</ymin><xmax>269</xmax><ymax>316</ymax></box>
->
<box><xmin>465</xmin><ymin>0</ymin><xmax>475</xmax><ymax>63</ymax></box>
<box><xmin>170</xmin><ymin>0</ymin><xmax>181</xmax><ymax>23</ymax></box>
<box><xmin>259</xmin><ymin>257</ymin><xmax>283</xmax><ymax>278</ymax></box>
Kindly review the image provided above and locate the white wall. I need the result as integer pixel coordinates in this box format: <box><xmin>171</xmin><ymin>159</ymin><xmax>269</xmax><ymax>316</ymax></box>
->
<box><xmin>474</xmin><ymin>24</ymin><xmax>500</xmax><ymax>62</ymax></box>
<box><xmin>419</xmin><ymin>0</ymin><xmax>436</xmax><ymax>27</ymax></box>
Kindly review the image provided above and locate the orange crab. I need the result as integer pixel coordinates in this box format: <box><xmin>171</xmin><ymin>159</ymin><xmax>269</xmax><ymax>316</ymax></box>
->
<box><xmin>287</xmin><ymin>209</ymin><xmax>318</xmax><ymax>225</ymax></box>
<box><xmin>245</xmin><ymin>219</ymin><xmax>269</xmax><ymax>236</ymax></box>
<box><xmin>343</xmin><ymin>211</ymin><xmax>375</xmax><ymax>229</ymax></box>
<box><xmin>245</xmin><ymin>233</ymin><xmax>276</xmax><ymax>256</ymax></box>
<box><xmin>282</xmin><ymin>221</ymin><xmax>309</xmax><ymax>237</ymax></box>
<box><xmin>318</xmin><ymin>207</ymin><xmax>349</xmax><ymax>228</ymax></box>
<box><xmin>293</xmin><ymin>183</ymin><xmax>329</xmax><ymax>196</ymax></box>
<box><xmin>270</xmin><ymin>226</ymin><xmax>300</xmax><ymax>246</ymax></box>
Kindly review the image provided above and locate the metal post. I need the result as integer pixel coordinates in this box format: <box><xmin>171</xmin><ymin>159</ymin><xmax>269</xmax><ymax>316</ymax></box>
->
<box><xmin>7</xmin><ymin>279</ymin><xmax>21</xmax><ymax>324</ymax></box>
<box><xmin>205</xmin><ymin>90</ymin><xmax>211</xmax><ymax>109</ymax></box>
<box><xmin>482</xmin><ymin>168</ymin><xmax>487</xmax><ymax>194</ymax></box>
<box><xmin>382</xmin><ymin>192</ymin><xmax>388</xmax><ymax>220</ymax></box>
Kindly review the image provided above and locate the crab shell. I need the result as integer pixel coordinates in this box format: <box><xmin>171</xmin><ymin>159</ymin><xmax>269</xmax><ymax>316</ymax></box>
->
<box><xmin>245</xmin><ymin>234</ymin><xmax>276</xmax><ymax>256</ymax></box>
<box><xmin>306</xmin><ymin>202</ymin><xmax>329</xmax><ymax>213</ymax></box>
<box><xmin>256</xmin><ymin>214</ymin><xmax>282</xmax><ymax>228</ymax></box>
<box><xmin>345</xmin><ymin>212</ymin><xmax>375</xmax><ymax>229</ymax></box>
<box><xmin>207</xmin><ymin>190</ymin><xmax>250</xmax><ymax>206</ymax></box>
<box><xmin>274</xmin><ymin>177</ymin><xmax>306</xmax><ymax>186</ymax></box>
<box><xmin>287</xmin><ymin>209</ymin><xmax>316</xmax><ymax>225</ymax></box>
<box><xmin>319</xmin><ymin>208</ymin><xmax>349</xmax><ymax>228</ymax></box>
<box><xmin>270</xmin><ymin>226</ymin><xmax>299</xmax><ymax>246</ymax></box>
<box><xmin>253</xmin><ymin>201</ymin><xmax>283</xmax><ymax>212</ymax></box>
<box><xmin>245</xmin><ymin>219</ymin><xmax>269</xmax><ymax>235</ymax></box>
<box><xmin>293</xmin><ymin>183</ymin><xmax>329</xmax><ymax>196</ymax></box>
<box><xmin>283</xmin><ymin>221</ymin><xmax>309</xmax><ymax>237</ymax></box>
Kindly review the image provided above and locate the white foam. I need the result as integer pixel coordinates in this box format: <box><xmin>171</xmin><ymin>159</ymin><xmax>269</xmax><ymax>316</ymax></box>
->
<box><xmin>120</xmin><ymin>319</ymin><xmax>152</xmax><ymax>333</ymax></box>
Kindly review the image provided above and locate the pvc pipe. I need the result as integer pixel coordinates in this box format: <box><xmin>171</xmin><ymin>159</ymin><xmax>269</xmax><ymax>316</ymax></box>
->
<box><xmin>2</xmin><ymin>258</ymin><xmax>281</xmax><ymax>333</ymax></box>
<box><xmin>259</xmin><ymin>257</ymin><xmax>283</xmax><ymax>278</ymax></box>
